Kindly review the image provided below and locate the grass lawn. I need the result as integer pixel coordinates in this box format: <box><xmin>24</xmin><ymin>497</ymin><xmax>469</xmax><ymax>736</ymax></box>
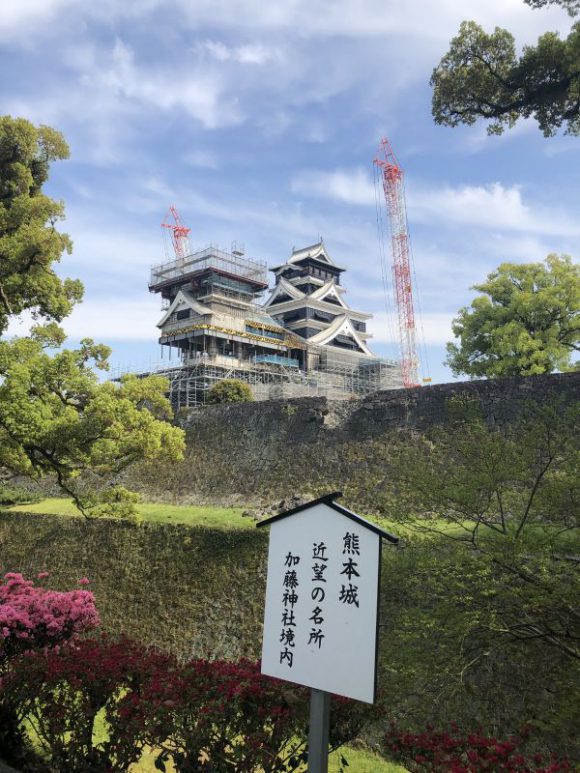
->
<box><xmin>132</xmin><ymin>744</ymin><xmax>404</xmax><ymax>772</ymax></box>
<box><xmin>6</xmin><ymin>497</ymin><xmax>409</xmax><ymax>536</ymax></box>
<box><xmin>6</xmin><ymin>497</ymin><xmax>251</xmax><ymax>530</ymax></box>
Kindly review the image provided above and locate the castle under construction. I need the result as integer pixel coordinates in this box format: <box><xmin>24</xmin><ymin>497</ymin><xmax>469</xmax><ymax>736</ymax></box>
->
<box><xmin>147</xmin><ymin>237</ymin><xmax>402</xmax><ymax>409</ymax></box>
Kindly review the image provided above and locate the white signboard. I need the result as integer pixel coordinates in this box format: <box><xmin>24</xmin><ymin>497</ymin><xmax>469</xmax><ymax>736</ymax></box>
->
<box><xmin>260</xmin><ymin>500</ymin><xmax>384</xmax><ymax>704</ymax></box>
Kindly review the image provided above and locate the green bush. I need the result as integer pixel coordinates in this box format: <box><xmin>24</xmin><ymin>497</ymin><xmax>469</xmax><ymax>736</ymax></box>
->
<box><xmin>0</xmin><ymin>485</ymin><xmax>42</xmax><ymax>506</ymax></box>
<box><xmin>86</xmin><ymin>485</ymin><xmax>143</xmax><ymax>522</ymax></box>
<box><xmin>206</xmin><ymin>379</ymin><xmax>253</xmax><ymax>404</ymax></box>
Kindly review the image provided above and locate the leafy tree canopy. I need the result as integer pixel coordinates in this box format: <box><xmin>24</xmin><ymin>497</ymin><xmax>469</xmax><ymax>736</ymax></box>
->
<box><xmin>206</xmin><ymin>378</ymin><xmax>253</xmax><ymax>404</ymax></box>
<box><xmin>0</xmin><ymin>116</ymin><xmax>185</xmax><ymax>516</ymax></box>
<box><xmin>526</xmin><ymin>0</ymin><xmax>580</xmax><ymax>15</ymax></box>
<box><xmin>378</xmin><ymin>398</ymin><xmax>580</xmax><ymax>748</ymax></box>
<box><xmin>446</xmin><ymin>254</ymin><xmax>579</xmax><ymax>378</ymax></box>
<box><xmin>431</xmin><ymin>0</ymin><xmax>580</xmax><ymax>136</ymax></box>
<box><xmin>0</xmin><ymin>116</ymin><xmax>83</xmax><ymax>332</ymax></box>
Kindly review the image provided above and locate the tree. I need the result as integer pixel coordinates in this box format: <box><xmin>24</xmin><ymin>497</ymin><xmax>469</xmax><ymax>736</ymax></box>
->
<box><xmin>206</xmin><ymin>378</ymin><xmax>253</xmax><ymax>404</ymax></box>
<box><xmin>377</xmin><ymin>397</ymin><xmax>580</xmax><ymax>754</ymax></box>
<box><xmin>431</xmin><ymin>0</ymin><xmax>580</xmax><ymax>136</ymax></box>
<box><xmin>0</xmin><ymin>116</ymin><xmax>185</xmax><ymax>515</ymax></box>
<box><xmin>445</xmin><ymin>255</ymin><xmax>579</xmax><ymax>378</ymax></box>
<box><xmin>0</xmin><ymin>116</ymin><xmax>82</xmax><ymax>331</ymax></box>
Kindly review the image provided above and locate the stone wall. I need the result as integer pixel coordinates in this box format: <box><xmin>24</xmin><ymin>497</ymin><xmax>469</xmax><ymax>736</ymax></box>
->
<box><xmin>0</xmin><ymin>511</ymin><xmax>268</xmax><ymax>659</ymax></box>
<box><xmin>125</xmin><ymin>372</ymin><xmax>580</xmax><ymax>509</ymax></box>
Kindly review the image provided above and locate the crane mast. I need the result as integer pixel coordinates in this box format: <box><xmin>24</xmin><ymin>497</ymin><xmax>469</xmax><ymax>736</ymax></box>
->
<box><xmin>161</xmin><ymin>205</ymin><xmax>191</xmax><ymax>260</ymax></box>
<box><xmin>374</xmin><ymin>138</ymin><xmax>419</xmax><ymax>388</ymax></box>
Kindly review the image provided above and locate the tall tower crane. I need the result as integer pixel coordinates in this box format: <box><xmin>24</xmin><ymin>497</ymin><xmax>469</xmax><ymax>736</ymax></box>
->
<box><xmin>161</xmin><ymin>205</ymin><xmax>191</xmax><ymax>260</ymax></box>
<box><xmin>374</xmin><ymin>138</ymin><xmax>419</xmax><ymax>388</ymax></box>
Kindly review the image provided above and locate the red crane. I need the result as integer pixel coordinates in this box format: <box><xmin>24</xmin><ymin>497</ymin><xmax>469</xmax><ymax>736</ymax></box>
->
<box><xmin>161</xmin><ymin>205</ymin><xmax>191</xmax><ymax>260</ymax></box>
<box><xmin>374</xmin><ymin>138</ymin><xmax>419</xmax><ymax>388</ymax></box>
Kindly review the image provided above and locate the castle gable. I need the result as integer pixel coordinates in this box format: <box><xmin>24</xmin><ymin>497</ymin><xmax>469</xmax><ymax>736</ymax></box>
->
<box><xmin>308</xmin><ymin>314</ymin><xmax>372</xmax><ymax>355</ymax></box>
<box><xmin>264</xmin><ymin>277</ymin><xmax>305</xmax><ymax>308</ymax></box>
<box><xmin>287</xmin><ymin>240</ymin><xmax>335</xmax><ymax>267</ymax></box>
<box><xmin>157</xmin><ymin>289</ymin><xmax>211</xmax><ymax>328</ymax></box>
<box><xmin>310</xmin><ymin>280</ymin><xmax>349</xmax><ymax>309</ymax></box>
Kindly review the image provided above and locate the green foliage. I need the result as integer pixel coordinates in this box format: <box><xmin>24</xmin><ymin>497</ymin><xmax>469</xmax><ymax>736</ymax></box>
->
<box><xmin>0</xmin><ymin>329</ymin><xmax>185</xmax><ymax>516</ymax></box>
<box><xmin>0</xmin><ymin>484</ymin><xmax>42</xmax><ymax>506</ymax></box>
<box><xmin>431</xmin><ymin>3</ymin><xmax>580</xmax><ymax>136</ymax></box>
<box><xmin>82</xmin><ymin>486</ymin><xmax>143</xmax><ymax>522</ymax></box>
<box><xmin>206</xmin><ymin>378</ymin><xmax>254</xmax><ymax>404</ymax></box>
<box><xmin>0</xmin><ymin>115</ymin><xmax>186</xmax><ymax>516</ymax></box>
<box><xmin>0</xmin><ymin>116</ymin><xmax>83</xmax><ymax>332</ymax></box>
<box><xmin>525</xmin><ymin>0</ymin><xmax>580</xmax><ymax>15</ymax></box>
<box><xmin>377</xmin><ymin>399</ymin><xmax>580</xmax><ymax>754</ymax></box>
<box><xmin>446</xmin><ymin>255</ymin><xmax>580</xmax><ymax>378</ymax></box>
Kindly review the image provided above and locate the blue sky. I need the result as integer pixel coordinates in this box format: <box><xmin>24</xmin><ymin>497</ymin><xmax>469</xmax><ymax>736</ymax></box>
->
<box><xmin>2</xmin><ymin>0</ymin><xmax>579</xmax><ymax>384</ymax></box>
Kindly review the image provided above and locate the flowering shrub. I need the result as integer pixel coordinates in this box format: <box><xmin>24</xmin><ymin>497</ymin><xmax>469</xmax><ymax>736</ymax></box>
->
<box><xmin>0</xmin><ymin>572</ymin><xmax>100</xmax><ymax>767</ymax></box>
<box><xmin>384</xmin><ymin>723</ymin><xmax>574</xmax><ymax>772</ymax></box>
<box><xmin>113</xmin><ymin>657</ymin><xmax>374</xmax><ymax>772</ymax></box>
<box><xmin>112</xmin><ymin>657</ymin><xmax>310</xmax><ymax>772</ymax></box>
<box><xmin>0</xmin><ymin>572</ymin><xmax>99</xmax><ymax>662</ymax></box>
<box><xmin>3</xmin><ymin>635</ymin><xmax>377</xmax><ymax>773</ymax></box>
<box><xmin>2</xmin><ymin>635</ymin><xmax>174</xmax><ymax>772</ymax></box>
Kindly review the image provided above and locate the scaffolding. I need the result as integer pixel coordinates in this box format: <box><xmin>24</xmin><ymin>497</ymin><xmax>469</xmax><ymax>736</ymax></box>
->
<box><xmin>141</xmin><ymin>229</ymin><xmax>404</xmax><ymax>411</ymax></box>
<box><xmin>114</xmin><ymin>353</ymin><xmax>402</xmax><ymax>412</ymax></box>
<box><xmin>149</xmin><ymin>245</ymin><xmax>268</xmax><ymax>292</ymax></box>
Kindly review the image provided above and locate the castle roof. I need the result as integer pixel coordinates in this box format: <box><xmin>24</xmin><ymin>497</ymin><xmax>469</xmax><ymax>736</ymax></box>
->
<box><xmin>264</xmin><ymin>277</ymin><xmax>348</xmax><ymax>308</ymax></box>
<box><xmin>245</xmin><ymin>312</ymin><xmax>286</xmax><ymax>331</ymax></box>
<box><xmin>307</xmin><ymin>314</ymin><xmax>373</xmax><ymax>355</ymax></box>
<box><xmin>271</xmin><ymin>240</ymin><xmax>344</xmax><ymax>272</ymax></box>
<box><xmin>156</xmin><ymin>289</ymin><xmax>211</xmax><ymax>328</ymax></box>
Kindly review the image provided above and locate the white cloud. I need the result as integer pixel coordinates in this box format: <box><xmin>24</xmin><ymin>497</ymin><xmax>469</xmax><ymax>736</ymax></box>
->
<box><xmin>408</xmin><ymin>183</ymin><xmax>580</xmax><ymax>237</ymax></box>
<box><xmin>62</xmin><ymin>298</ymin><xmax>162</xmax><ymax>341</ymax></box>
<box><xmin>2</xmin><ymin>0</ymin><xmax>572</xmax><ymax>44</ymax></box>
<box><xmin>60</xmin><ymin>216</ymin><xmax>164</xmax><ymax>281</ymax></box>
<box><xmin>182</xmin><ymin>149</ymin><xmax>219</xmax><ymax>169</ymax></box>
<box><xmin>291</xmin><ymin>168</ymin><xmax>375</xmax><ymax>206</ymax></box>
<box><xmin>4</xmin><ymin>39</ymin><xmax>244</xmax><ymax>141</ymax></box>
<box><xmin>368</xmin><ymin>311</ymin><xmax>454</xmax><ymax>346</ymax></box>
<box><xmin>237</xmin><ymin>44</ymin><xmax>275</xmax><ymax>65</ymax></box>
<box><xmin>173</xmin><ymin>0</ymin><xmax>572</xmax><ymax>41</ymax></box>
<box><xmin>0</xmin><ymin>0</ymin><xmax>75</xmax><ymax>39</ymax></box>
<box><xmin>290</xmin><ymin>167</ymin><xmax>580</xmax><ymax>239</ymax></box>
<box><xmin>83</xmin><ymin>39</ymin><xmax>243</xmax><ymax>130</ymax></box>
<box><xmin>202</xmin><ymin>40</ymin><xmax>278</xmax><ymax>65</ymax></box>
<box><xmin>4</xmin><ymin>298</ymin><xmax>161</xmax><ymax>342</ymax></box>
<box><xmin>203</xmin><ymin>40</ymin><xmax>230</xmax><ymax>61</ymax></box>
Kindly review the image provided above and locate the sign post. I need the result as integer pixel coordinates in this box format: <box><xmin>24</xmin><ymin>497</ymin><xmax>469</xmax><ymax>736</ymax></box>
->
<box><xmin>308</xmin><ymin>689</ymin><xmax>330</xmax><ymax>773</ymax></box>
<box><xmin>257</xmin><ymin>492</ymin><xmax>398</xmax><ymax>772</ymax></box>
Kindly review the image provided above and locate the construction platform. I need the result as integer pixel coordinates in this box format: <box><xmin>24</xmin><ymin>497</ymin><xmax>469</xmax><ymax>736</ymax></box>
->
<box><xmin>113</xmin><ymin>353</ymin><xmax>402</xmax><ymax>411</ymax></box>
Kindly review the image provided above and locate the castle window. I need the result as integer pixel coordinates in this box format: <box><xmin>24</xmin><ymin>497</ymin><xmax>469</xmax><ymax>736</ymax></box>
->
<box><xmin>313</xmin><ymin>310</ymin><xmax>333</xmax><ymax>322</ymax></box>
<box><xmin>246</xmin><ymin>324</ymin><xmax>284</xmax><ymax>340</ymax></box>
<box><xmin>330</xmin><ymin>334</ymin><xmax>364</xmax><ymax>352</ymax></box>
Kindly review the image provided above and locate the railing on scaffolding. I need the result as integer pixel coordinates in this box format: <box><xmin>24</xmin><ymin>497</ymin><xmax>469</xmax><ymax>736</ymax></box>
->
<box><xmin>149</xmin><ymin>245</ymin><xmax>268</xmax><ymax>289</ymax></box>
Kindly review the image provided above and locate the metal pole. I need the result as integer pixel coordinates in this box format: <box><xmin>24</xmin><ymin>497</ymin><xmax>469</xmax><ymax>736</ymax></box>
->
<box><xmin>308</xmin><ymin>689</ymin><xmax>330</xmax><ymax>773</ymax></box>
